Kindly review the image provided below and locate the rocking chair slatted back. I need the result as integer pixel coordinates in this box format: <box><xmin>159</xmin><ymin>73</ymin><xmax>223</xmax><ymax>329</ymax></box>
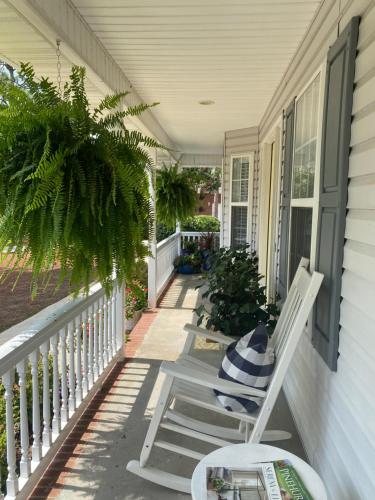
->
<box><xmin>249</xmin><ymin>260</ymin><xmax>324</xmax><ymax>443</ymax></box>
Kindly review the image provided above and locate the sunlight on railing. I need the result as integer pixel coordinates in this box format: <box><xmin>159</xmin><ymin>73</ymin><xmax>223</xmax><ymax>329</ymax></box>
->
<box><xmin>0</xmin><ymin>282</ymin><xmax>124</xmax><ymax>499</ymax></box>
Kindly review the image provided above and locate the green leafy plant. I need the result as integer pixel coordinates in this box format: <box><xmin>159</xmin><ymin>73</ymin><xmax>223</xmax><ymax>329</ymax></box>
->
<box><xmin>173</xmin><ymin>253</ymin><xmax>202</xmax><ymax>271</ymax></box>
<box><xmin>196</xmin><ymin>245</ymin><xmax>279</xmax><ymax>337</ymax></box>
<box><xmin>0</xmin><ymin>63</ymin><xmax>163</xmax><ymax>296</ymax></box>
<box><xmin>156</xmin><ymin>222</ymin><xmax>175</xmax><ymax>243</ymax></box>
<box><xmin>125</xmin><ymin>280</ymin><xmax>148</xmax><ymax>319</ymax></box>
<box><xmin>156</xmin><ymin>164</ymin><xmax>196</xmax><ymax>228</ymax></box>
<box><xmin>183</xmin><ymin>239</ymin><xmax>199</xmax><ymax>254</ymax></box>
<box><xmin>181</xmin><ymin>215</ymin><xmax>220</xmax><ymax>232</ymax></box>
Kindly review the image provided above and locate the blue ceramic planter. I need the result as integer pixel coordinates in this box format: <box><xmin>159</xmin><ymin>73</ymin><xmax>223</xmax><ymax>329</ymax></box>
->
<box><xmin>177</xmin><ymin>264</ymin><xmax>200</xmax><ymax>274</ymax></box>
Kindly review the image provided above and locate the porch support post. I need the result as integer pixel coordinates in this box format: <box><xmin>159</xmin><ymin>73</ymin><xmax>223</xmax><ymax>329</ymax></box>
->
<box><xmin>176</xmin><ymin>222</ymin><xmax>181</xmax><ymax>256</ymax></box>
<box><xmin>148</xmin><ymin>149</ymin><xmax>158</xmax><ymax>308</ymax></box>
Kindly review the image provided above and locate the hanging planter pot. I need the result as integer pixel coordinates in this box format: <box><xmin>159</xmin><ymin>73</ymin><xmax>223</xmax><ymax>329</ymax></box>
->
<box><xmin>0</xmin><ymin>63</ymin><xmax>163</xmax><ymax>296</ymax></box>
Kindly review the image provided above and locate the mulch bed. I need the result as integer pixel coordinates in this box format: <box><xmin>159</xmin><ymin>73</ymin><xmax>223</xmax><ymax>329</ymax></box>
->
<box><xmin>0</xmin><ymin>265</ymin><xmax>71</xmax><ymax>334</ymax></box>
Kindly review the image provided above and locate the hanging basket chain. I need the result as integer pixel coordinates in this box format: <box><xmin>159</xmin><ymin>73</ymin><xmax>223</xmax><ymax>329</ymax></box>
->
<box><xmin>56</xmin><ymin>39</ymin><xmax>62</xmax><ymax>95</ymax></box>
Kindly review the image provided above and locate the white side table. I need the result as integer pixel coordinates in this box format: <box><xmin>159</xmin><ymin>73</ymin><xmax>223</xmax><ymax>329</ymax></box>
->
<box><xmin>191</xmin><ymin>443</ymin><xmax>327</xmax><ymax>500</ymax></box>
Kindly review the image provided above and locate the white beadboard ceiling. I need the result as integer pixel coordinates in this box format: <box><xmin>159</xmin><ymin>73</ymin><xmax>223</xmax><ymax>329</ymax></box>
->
<box><xmin>0</xmin><ymin>0</ymin><xmax>322</xmax><ymax>154</ymax></box>
<box><xmin>74</xmin><ymin>0</ymin><xmax>322</xmax><ymax>153</ymax></box>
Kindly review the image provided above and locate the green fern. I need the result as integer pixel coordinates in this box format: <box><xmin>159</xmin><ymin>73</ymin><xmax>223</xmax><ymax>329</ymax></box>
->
<box><xmin>0</xmin><ymin>63</ymin><xmax>164</xmax><ymax>296</ymax></box>
<box><xmin>156</xmin><ymin>164</ymin><xmax>196</xmax><ymax>228</ymax></box>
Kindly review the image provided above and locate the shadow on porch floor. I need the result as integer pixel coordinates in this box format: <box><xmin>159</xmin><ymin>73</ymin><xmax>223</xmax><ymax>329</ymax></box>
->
<box><xmin>31</xmin><ymin>274</ymin><xmax>306</xmax><ymax>500</ymax></box>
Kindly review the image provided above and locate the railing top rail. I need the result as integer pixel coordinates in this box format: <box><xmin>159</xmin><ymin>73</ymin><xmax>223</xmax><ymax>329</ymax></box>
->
<box><xmin>156</xmin><ymin>231</ymin><xmax>180</xmax><ymax>251</ymax></box>
<box><xmin>0</xmin><ymin>282</ymin><xmax>106</xmax><ymax>377</ymax></box>
<box><xmin>180</xmin><ymin>231</ymin><xmax>220</xmax><ymax>236</ymax></box>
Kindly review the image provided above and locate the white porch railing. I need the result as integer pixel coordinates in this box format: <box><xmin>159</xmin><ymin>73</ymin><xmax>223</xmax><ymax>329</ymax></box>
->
<box><xmin>156</xmin><ymin>232</ymin><xmax>180</xmax><ymax>298</ymax></box>
<box><xmin>147</xmin><ymin>230</ymin><xmax>220</xmax><ymax>307</ymax></box>
<box><xmin>181</xmin><ymin>231</ymin><xmax>220</xmax><ymax>251</ymax></box>
<box><xmin>0</xmin><ymin>282</ymin><xmax>124</xmax><ymax>499</ymax></box>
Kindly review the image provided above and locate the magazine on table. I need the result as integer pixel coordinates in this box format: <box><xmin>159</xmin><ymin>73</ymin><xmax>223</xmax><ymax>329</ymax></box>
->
<box><xmin>206</xmin><ymin>459</ymin><xmax>314</xmax><ymax>500</ymax></box>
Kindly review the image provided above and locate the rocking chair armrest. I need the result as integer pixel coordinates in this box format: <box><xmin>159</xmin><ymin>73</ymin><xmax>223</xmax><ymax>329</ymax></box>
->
<box><xmin>183</xmin><ymin>323</ymin><xmax>233</xmax><ymax>346</ymax></box>
<box><xmin>160</xmin><ymin>361</ymin><xmax>267</xmax><ymax>399</ymax></box>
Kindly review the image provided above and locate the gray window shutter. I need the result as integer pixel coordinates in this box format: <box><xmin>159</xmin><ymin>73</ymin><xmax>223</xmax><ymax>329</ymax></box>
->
<box><xmin>277</xmin><ymin>99</ymin><xmax>295</xmax><ymax>300</ymax></box>
<box><xmin>312</xmin><ymin>17</ymin><xmax>360</xmax><ymax>371</ymax></box>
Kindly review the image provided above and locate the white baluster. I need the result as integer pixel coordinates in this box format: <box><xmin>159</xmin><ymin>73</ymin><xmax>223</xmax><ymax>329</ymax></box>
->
<box><xmin>98</xmin><ymin>297</ymin><xmax>104</xmax><ymax>374</ymax></box>
<box><xmin>93</xmin><ymin>300</ymin><xmax>99</xmax><ymax>381</ymax></box>
<box><xmin>40</xmin><ymin>341</ymin><xmax>51</xmax><ymax>454</ymax></box>
<box><xmin>16</xmin><ymin>359</ymin><xmax>31</xmax><ymax>483</ymax></box>
<box><xmin>111</xmin><ymin>294</ymin><xmax>117</xmax><ymax>353</ymax></box>
<box><xmin>60</xmin><ymin>327</ymin><xmax>69</xmax><ymax>426</ymax></box>
<box><xmin>29</xmin><ymin>350</ymin><xmax>42</xmax><ymax>465</ymax></box>
<box><xmin>68</xmin><ymin>321</ymin><xmax>76</xmax><ymax>417</ymax></box>
<box><xmin>103</xmin><ymin>299</ymin><xmax>109</xmax><ymax>367</ymax></box>
<box><xmin>50</xmin><ymin>333</ymin><xmax>61</xmax><ymax>440</ymax></box>
<box><xmin>75</xmin><ymin>316</ymin><xmax>83</xmax><ymax>405</ymax></box>
<box><xmin>107</xmin><ymin>298</ymin><xmax>113</xmax><ymax>360</ymax></box>
<box><xmin>2</xmin><ymin>369</ymin><xmax>19</xmax><ymax>497</ymax></box>
<box><xmin>82</xmin><ymin>310</ymin><xmax>89</xmax><ymax>398</ymax></box>
<box><xmin>88</xmin><ymin>304</ymin><xmax>94</xmax><ymax>388</ymax></box>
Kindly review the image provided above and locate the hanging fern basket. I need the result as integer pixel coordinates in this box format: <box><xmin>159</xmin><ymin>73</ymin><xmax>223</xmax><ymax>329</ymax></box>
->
<box><xmin>156</xmin><ymin>164</ymin><xmax>196</xmax><ymax>228</ymax></box>
<box><xmin>0</xmin><ymin>63</ymin><xmax>163</xmax><ymax>296</ymax></box>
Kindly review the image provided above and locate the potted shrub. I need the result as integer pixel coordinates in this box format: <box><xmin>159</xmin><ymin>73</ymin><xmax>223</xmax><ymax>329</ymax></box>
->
<box><xmin>125</xmin><ymin>280</ymin><xmax>148</xmax><ymax>330</ymax></box>
<box><xmin>199</xmin><ymin>231</ymin><xmax>216</xmax><ymax>270</ymax></box>
<box><xmin>195</xmin><ymin>245</ymin><xmax>279</xmax><ymax>337</ymax></box>
<box><xmin>173</xmin><ymin>254</ymin><xmax>202</xmax><ymax>274</ymax></box>
<box><xmin>0</xmin><ymin>63</ymin><xmax>162</xmax><ymax>297</ymax></box>
<box><xmin>182</xmin><ymin>239</ymin><xmax>198</xmax><ymax>255</ymax></box>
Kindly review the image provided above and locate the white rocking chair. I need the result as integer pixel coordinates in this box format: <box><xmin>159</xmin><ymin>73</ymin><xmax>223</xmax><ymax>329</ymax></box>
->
<box><xmin>127</xmin><ymin>260</ymin><xmax>323</xmax><ymax>493</ymax></box>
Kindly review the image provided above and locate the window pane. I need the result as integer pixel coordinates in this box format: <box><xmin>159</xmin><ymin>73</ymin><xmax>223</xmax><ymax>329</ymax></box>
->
<box><xmin>231</xmin><ymin>156</ymin><xmax>249</xmax><ymax>202</ymax></box>
<box><xmin>231</xmin><ymin>206</ymin><xmax>248</xmax><ymax>247</ymax></box>
<box><xmin>289</xmin><ymin>207</ymin><xmax>312</xmax><ymax>284</ymax></box>
<box><xmin>292</xmin><ymin>75</ymin><xmax>320</xmax><ymax>199</ymax></box>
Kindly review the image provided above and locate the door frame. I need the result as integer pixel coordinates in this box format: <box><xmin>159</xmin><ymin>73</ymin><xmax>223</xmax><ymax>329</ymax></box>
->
<box><xmin>259</xmin><ymin>117</ymin><xmax>283</xmax><ymax>301</ymax></box>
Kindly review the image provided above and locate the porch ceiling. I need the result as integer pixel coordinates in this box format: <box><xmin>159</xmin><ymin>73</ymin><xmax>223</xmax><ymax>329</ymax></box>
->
<box><xmin>74</xmin><ymin>0</ymin><xmax>322</xmax><ymax>153</ymax></box>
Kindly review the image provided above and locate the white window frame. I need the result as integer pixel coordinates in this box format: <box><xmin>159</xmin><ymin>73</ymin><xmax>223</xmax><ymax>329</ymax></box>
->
<box><xmin>287</xmin><ymin>64</ymin><xmax>326</xmax><ymax>287</ymax></box>
<box><xmin>228</xmin><ymin>153</ymin><xmax>254</xmax><ymax>247</ymax></box>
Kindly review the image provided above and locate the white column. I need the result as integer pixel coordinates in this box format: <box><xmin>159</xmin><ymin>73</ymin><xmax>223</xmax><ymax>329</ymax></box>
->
<box><xmin>176</xmin><ymin>221</ymin><xmax>181</xmax><ymax>255</ymax></box>
<box><xmin>16</xmin><ymin>359</ymin><xmax>31</xmax><ymax>482</ymax></box>
<box><xmin>2</xmin><ymin>369</ymin><xmax>19</xmax><ymax>497</ymax></box>
<box><xmin>148</xmin><ymin>153</ymin><xmax>158</xmax><ymax>308</ymax></box>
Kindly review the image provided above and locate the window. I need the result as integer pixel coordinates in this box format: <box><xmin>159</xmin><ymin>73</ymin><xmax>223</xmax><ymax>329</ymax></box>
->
<box><xmin>288</xmin><ymin>74</ymin><xmax>322</xmax><ymax>284</ymax></box>
<box><xmin>230</xmin><ymin>154</ymin><xmax>253</xmax><ymax>247</ymax></box>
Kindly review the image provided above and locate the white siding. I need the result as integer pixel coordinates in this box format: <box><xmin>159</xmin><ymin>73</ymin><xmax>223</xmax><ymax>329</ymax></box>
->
<box><xmin>222</xmin><ymin>127</ymin><xmax>259</xmax><ymax>248</ymax></box>
<box><xmin>259</xmin><ymin>1</ymin><xmax>375</xmax><ymax>499</ymax></box>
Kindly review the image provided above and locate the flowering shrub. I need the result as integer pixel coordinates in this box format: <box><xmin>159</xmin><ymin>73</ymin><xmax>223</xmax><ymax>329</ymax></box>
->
<box><xmin>125</xmin><ymin>280</ymin><xmax>148</xmax><ymax>319</ymax></box>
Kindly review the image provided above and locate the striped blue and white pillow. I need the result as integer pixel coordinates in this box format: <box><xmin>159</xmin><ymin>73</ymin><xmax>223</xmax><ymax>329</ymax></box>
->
<box><xmin>214</xmin><ymin>323</ymin><xmax>275</xmax><ymax>413</ymax></box>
